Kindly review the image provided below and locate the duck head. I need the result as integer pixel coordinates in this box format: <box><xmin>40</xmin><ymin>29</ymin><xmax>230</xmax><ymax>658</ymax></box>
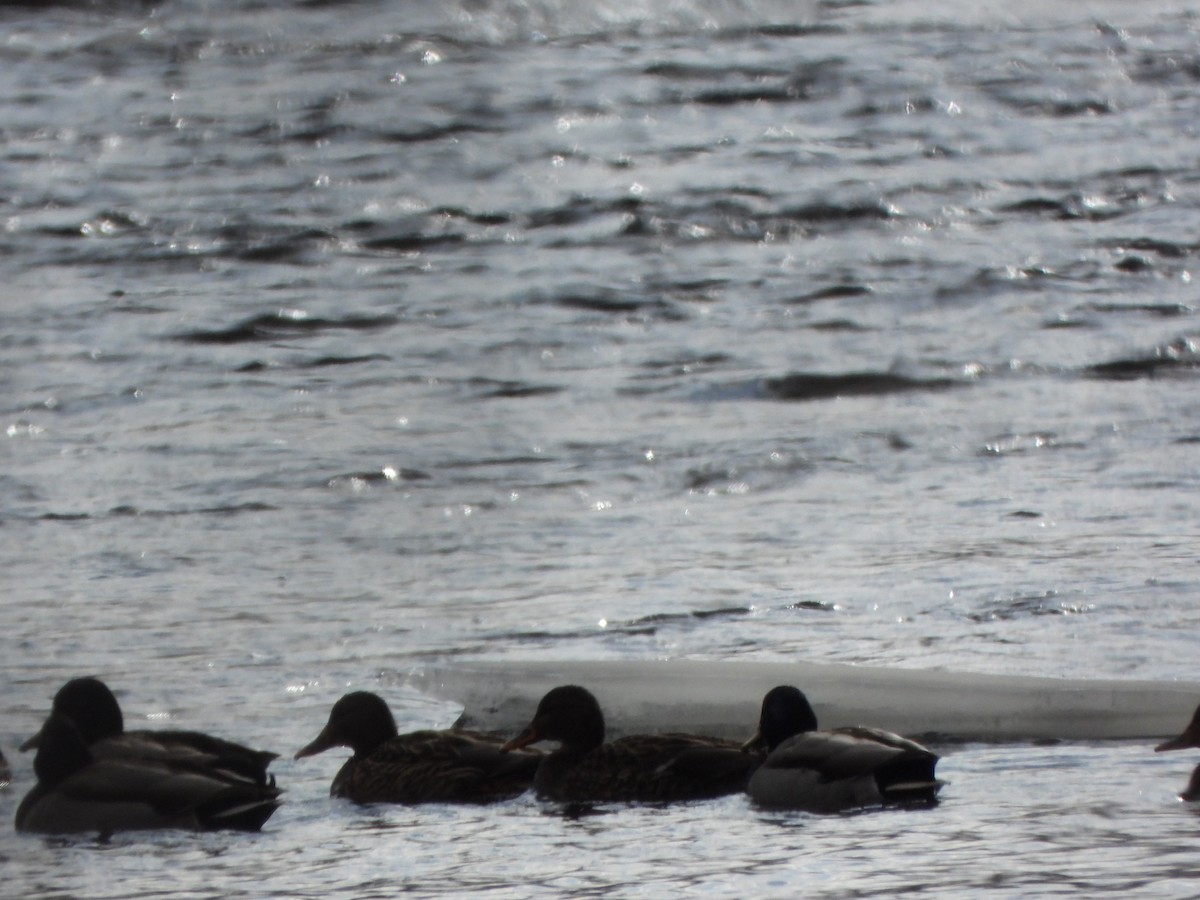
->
<box><xmin>742</xmin><ymin>685</ymin><xmax>819</xmax><ymax>754</ymax></box>
<box><xmin>501</xmin><ymin>685</ymin><xmax>605</xmax><ymax>754</ymax></box>
<box><xmin>295</xmin><ymin>691</ymin><xmax>399</xmax><ymax>760</ymax></box>
<box><xmin>21</xmin><ymin>676</ymin><xmax>124</xmax><ymax>751</ymax></box>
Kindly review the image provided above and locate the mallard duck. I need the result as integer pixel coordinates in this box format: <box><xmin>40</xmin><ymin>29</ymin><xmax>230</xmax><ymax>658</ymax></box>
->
<box><xmin>0</xmin><ymin>748</ymin><xmax>10</xmax><ymax>787</ymax></box>
<box><xmin>1155</xmin><ymin>703</ymin><xmax>1200</xmax><ymax>800</ymax></box>
<box><xmin>294</xmin><ymin>691</ymin><xmax>541</xmax><ymax>804</ymax></box>
<box><xmin>501</xmin><ymin>684</ymin><xmax>759</xmax><ymax>803</ymax></box>
<box><xmin>21</xmin><ymin>677</ymin><xmax>276</xmax><ymax>785</ymax></box>
<box><xmin>15</xmin><ymin>714</ymin><xmax>281</xmax><ymax>835</ymax></box>
<box><xmin>742</xmin><ymin>685</ymin><xmax>942</xmax><ymax>812</ymax></box>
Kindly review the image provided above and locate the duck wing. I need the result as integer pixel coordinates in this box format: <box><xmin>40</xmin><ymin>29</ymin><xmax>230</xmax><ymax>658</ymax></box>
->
<box><xmin>16</xmin><ymin>757</ymin><xmax>281</xmax><ymax>834</ymax></box>
<box><xmin>333</xmin><ymin>729</ymin><xmax>540</xmax><ymax>804</ymax></box>
<box><xmin>536</xmin><ymin>733</ymin><xmax>755</xmax><ymax>803</ymax></box>
<box><xmin>750</xmin><ymin>730</ymin><xmax>941</xmax><ymax>812</ymax></box>
<box><xmin>832</xmin><ymin>726</ymin><xmax>938</xmax><ymax>757</ymax></box>
<box><xmin>98</xmin><ymin>730</ymin><xmax>278</xmax><ymax>785</ymax></box>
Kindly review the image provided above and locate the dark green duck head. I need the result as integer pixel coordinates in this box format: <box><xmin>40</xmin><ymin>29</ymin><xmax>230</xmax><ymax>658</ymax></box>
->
<box><xmin>21</xmin><ymin>677</ymin><xmax>125</xmax><ymax>751</ymax></box>
<box><xmin>295</xmin><ymin>691</ymin><xmax>399</xmax><ymax>760</ymax></box>
<box><xmin>502</xmin><ymin>685</ymin><xmax>606</xmax><ymax>755</ymax></box>
<box><xmin>742</xmin><ymin>685</ymin><xmax>819</xmax><ymax>754</ymax></box>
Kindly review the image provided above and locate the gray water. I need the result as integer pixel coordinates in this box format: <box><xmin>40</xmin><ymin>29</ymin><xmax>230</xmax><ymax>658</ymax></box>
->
<box><xmin>4</xmin><ymin>0</ymin><xmax>1200</xmax><ymax>894</ymax></box>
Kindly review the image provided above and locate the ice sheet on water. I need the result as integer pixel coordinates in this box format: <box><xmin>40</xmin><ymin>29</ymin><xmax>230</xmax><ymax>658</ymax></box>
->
<box><xmin>406</xmin><ymin>659</ymin><xmax>1200</xmax><ymax>742</ymax></box>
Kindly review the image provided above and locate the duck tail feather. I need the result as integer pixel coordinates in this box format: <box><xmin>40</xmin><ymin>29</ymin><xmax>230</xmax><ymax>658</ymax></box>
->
<box><xmin>200</xmin><ymin>795</ymin><xmax>282</xmax><ymax>831</ymax></box>
<box><xmin>880</xmin><ymin>779</ymin><xmax>945</xmax><ymax>804</ymax></box>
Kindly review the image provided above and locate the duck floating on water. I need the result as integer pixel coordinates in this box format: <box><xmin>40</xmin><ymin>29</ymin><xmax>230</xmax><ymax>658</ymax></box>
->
<box><xmin>295</xmin><ymin>691</ymin><xmax>541</xmax><ymax>804</ymax></box>
<box><xmin>21</xmin><ymin>677</ymin><xmax>277</xmax><ymax>786</ymax></box>
<box><xmin>15</xmin><ymin>714</ymin><xmax>281</xmax><ymax>835</ymax></box>
<box><xmin>501</xmin><ymin>684</ymin><xmax>759</xmax><ymax>803</ymax></box>
<box><xmin>1155</xmin><ymin>703</ymin><xmax>1200</xmax><ymax>801</ymax></box>
<box><xmin>742</xmin><ymin>685</ymin><xmax>942</xmax><ymax>812</ymax></box>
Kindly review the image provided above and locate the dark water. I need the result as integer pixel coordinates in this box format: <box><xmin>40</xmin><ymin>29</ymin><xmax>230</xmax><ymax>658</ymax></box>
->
<box><xmin>4</xmin><ymin>0</ymin><xmax>1200</xmax><ymax>894</ymax></box>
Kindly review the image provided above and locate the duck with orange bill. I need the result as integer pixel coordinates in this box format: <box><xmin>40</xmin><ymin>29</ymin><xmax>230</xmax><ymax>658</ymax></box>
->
<box><xmin>295</xmin><ymin>691</ymin><xmax>542</xmax><ymax>804</ymax></box>
<box><xmin>501</xmin><ymin>684</ymin><xmax>760</xmax><ymax>804</ymax></box>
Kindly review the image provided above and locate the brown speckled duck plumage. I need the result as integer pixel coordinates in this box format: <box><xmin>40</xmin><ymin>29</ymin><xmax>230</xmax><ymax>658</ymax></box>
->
<box><xmin>295</xmin><ymin>691</ymin><xmax>541</xmax><ymax>804</ymax></box>
<box><xmin>501</xmin><ymin>684</ymin><xmax>759</xmax><ymax>803</ymax></box>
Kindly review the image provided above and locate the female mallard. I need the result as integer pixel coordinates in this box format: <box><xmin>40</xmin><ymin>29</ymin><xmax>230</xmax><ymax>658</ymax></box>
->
<box><xmin>500</xmin><ymin>684</ymin><xmax>758</xmax><ymax>803</ymax></box>
<box><xmin>21</xmin><ymin>677</ymin><xmax>276</xmax><ymax>785</ymax></box>
<box><xmin>295</xmin><ymin>691</ymin><xmax>541</xmax><ymax>804</ymax></box>
<box><xmin>15</xmin><ymin>714</ymin><xmax>281</xmax><ymax>835</ymax></box>
<box><xmin>743</xmin><ymin>685</ymin><xmax>942</xmax><ymax>812</ymax></box>
<box><xmin>1155</xmin><ymin>703</ymin><xmax>1200</xmax><ymax>800</ymax></box>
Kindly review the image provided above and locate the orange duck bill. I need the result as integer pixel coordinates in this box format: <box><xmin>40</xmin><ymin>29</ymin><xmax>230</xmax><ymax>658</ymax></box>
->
<box><xmin>500</xmin><ymin>724</ymin><xmax>541</xmax><ymax>753</ymax></box>
<box><xmin>294</xmin><ymin>724</ymin><xmax>340</xmax><ymax>759</ymax></box>
<box><xmin>1156</xmin><ymin>723</ymin><xmax>1200</xmax><ymax>752</ymax></box>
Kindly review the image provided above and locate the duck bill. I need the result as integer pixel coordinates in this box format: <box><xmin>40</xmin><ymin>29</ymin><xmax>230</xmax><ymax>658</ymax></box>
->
<box><xmin>1156</xmin><ymin>724</ymin><xmax>1200</xmax><ymax>753</ymax></box>
<box><xmin>19</xmin><ymin>726</ymin><xmax>44</xmax><ymax>753</ymax></box>
<box><xmin>500</xmin><ymin>723</ymin><xmax>541</xmax><ymax>753</ymax></box>
<box><xmin>741</xmin><ymin>729</ymin><xmax>768</xmax><ymax>754</ymax></box>
<box><xmin>294</xmin><ymin>724</ymin><xmax>339</xmax><ymax>760</ymax></box>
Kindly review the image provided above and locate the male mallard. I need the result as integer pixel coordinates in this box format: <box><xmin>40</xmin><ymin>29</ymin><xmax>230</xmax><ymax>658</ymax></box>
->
<box><xmin>743</xmin><ymin>685</ymin><xmax>942</xmax><ymax>812</ymax></box>
<box><xmin>295</xmin><ymin>691</ymin><xmax>541</xmax><ymax>804</ymax></box>
<box><xmin>501</xmin><ymin>684</ymin><xmax>759</xmax><ymax>803</ymax></box>
<box><xmin>15</xmin><ymin>714</ymin><xmax>281</xmax><ymax>835</ymax></box>
<box><xmin>21</xmin><ymin>677</ymin><xmax>276</xmax><ymax>785</ymax></box>
<box><xmin>1155</xmin><ymin>703</ymin><xmax>1200</xmax><ymax>800</ymax></box>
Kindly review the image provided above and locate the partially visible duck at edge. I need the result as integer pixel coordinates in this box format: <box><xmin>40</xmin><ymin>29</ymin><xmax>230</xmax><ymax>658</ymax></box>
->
<box><xmin>501</xmin><ymin>684</ymin><xmax>760</xmax><ymax>803</ymax></box>
<box><xmin>16</xmin><ymin>714</ymin><xmax>281</xmax><ymax>835</ymax></box>
<box><xmin>0</xmin><ymin>748</ymin><xmax>10</xmax><ymax>787</ymax></box>
<box><xmin>295</xmin><ymin>691</ymin><xmax>542</xmax><ymax>804</ymax></box>
<box><xmin>742</xmin><ymin>685</ymin><xmax>943</xmax><ymax>813</ymax></box>
<box><xmin>1154</xmin><ymin>702</ymin><xmax>1200</xmax><ymax>801</ymax></box>
<box><xmin>21</xmin><ymin>677</ymin><xmax>277</xmax><ymax>786</ymax></box>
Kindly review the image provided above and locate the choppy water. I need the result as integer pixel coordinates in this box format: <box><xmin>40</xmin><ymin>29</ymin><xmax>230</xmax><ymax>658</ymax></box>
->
<box><xmin>5</xmin><ymin>0</ymin><xmax>1200</xmax><ymax>894</ymax></box>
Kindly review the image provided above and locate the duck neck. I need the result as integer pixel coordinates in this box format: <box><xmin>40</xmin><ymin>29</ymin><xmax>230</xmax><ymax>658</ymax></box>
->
<box><xmin>35</xmin><ymin>715</ymin><xmax>94</xmax><ymax>787</ymax></box>
<box><xmin>353</xmin><ymin>717</ymin><xmax>397</xmax><ymax>758</ymax></box>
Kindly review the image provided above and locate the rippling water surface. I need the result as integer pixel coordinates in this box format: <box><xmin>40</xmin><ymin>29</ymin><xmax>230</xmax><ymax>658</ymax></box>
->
<box><xmin>5</xmin><ymin>0</ymin><xmax>1200</xmax><ymax>894</ymax></box>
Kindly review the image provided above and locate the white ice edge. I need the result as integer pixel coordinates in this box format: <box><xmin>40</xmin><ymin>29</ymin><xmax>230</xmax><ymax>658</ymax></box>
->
<box><xmin>405</xmin><ymin>659</ymin><xmax>1200</xmax><ymax>742</ymax></box>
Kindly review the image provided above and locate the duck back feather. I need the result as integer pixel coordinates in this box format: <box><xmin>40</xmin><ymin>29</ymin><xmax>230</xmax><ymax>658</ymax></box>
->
<box><xmin>23</xmin><ymin>678</ymin><xmax>277</xmax><ymax>786</ymax></box>
<box><xmin>505</xmin><ymin>685</ymin><xmax>759</xmax><ymax>803</ymax></box>
<box><xmin>297</xmin><ymin>692</ymin><xmax>540</xmax><ymax>804</ymax></box>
